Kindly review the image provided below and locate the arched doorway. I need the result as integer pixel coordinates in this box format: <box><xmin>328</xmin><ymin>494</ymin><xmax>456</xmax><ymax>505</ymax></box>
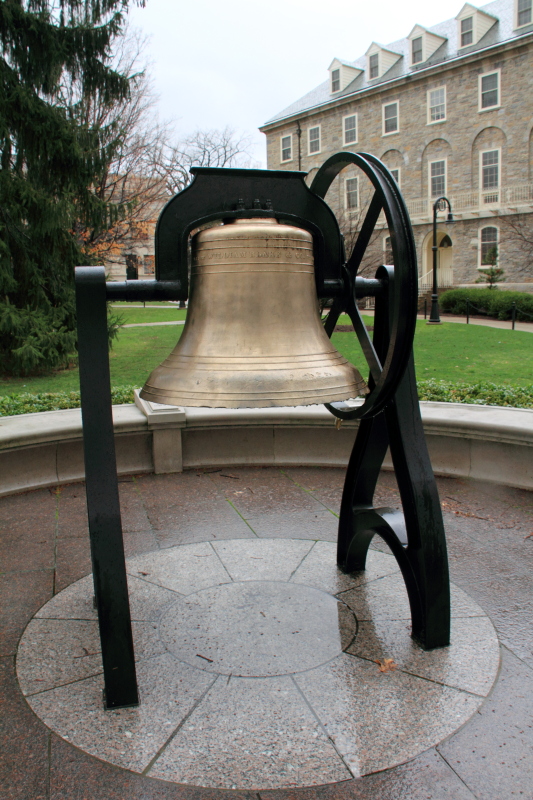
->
<box><xmin>420</xmin><ymin>230</ymin><xmax>454</xmax><ymax>290</ymax></box>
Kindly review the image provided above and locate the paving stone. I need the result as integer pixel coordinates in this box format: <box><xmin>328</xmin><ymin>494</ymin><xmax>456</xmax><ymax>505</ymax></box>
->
<box><xmin>258</xmin><ymin>749</ymin><xmax>478</xmax><ymax>800</ymax></box>
<box><xmin>0</xmin><ymin>656</ymin><xmax>50</xmax><ymax>800</ymax></box>
<box><xmin>54</xmin><ymin>536</ymin><xmax>92</xmax><ymax>592</ymax></box>
<box><xmin>2</xmin><ymin>468</ymin><xmax>533</xmax><ymax>799</ymax></box>
<box><xmin>211</xmin><ymin>467</ymin><xmax>325</xmax><ymax>516</ymax></box>
<box><xmin>0</xmin><ymin>569</ymin><xmax>54</xmax><ymax>657</ymax></box>
<box><xmin>438</xmin><ymin>646</ymin><xmax>533</xmax><ymax>799</ymax></box>
<box><xmin>245</xmin><ymin>510</ymin><xmax>339</xmax><ymax>541</ymax></box>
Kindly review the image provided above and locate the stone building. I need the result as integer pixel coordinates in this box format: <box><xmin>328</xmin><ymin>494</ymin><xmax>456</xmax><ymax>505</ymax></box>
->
<box><xmin>102</xmin><ymin>176</ymin><xmax>170</xmax><ymax>282</ymax></box>
<box><xmin>260</xmin><ymin>0</ymin><xmax>533</xmax><ymax>292</ymax></box>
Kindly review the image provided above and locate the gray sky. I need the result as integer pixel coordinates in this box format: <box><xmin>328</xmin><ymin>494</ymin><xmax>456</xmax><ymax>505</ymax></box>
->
<box><xmin>129</xmin><ymin>0</ymin><xmax>467</xmax><ymax>166</ymax></box>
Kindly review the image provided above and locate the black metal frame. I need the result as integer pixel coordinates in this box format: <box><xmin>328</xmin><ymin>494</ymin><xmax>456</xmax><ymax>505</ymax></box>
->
<box><xmin>75</xmin><ymin>154</ymin><xmax>450</xmax><ymax>708</ymax></box>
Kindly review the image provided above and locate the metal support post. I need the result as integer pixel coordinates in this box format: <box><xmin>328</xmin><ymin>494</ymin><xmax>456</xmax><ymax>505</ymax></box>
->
<box><xmin>75</xmin><ymin>267</ymin><xmax>139</xmax><ymax>709</ymax></box>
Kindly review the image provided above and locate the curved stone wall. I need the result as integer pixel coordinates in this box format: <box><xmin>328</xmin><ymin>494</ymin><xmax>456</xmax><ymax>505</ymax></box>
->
<box><xmin>0</xmin><ymin>395</ymin><xmax>532</xmax><ymax>497</ymax></box>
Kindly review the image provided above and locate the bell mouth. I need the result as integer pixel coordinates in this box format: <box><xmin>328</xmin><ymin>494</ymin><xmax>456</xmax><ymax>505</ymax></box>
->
<box><xmin>140</xmin><ymin>357</ymin><xmax>368</xmax><ymax>410</ymax></box>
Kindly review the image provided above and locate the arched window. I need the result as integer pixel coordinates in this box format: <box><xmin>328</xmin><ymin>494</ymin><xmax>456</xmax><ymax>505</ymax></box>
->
<box><xmin>480</xmin><ymin>226</ymin><xmax>498</xmax><ymax>267</ymax></box>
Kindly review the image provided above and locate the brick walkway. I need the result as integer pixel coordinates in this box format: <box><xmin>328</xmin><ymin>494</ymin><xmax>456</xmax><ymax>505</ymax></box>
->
<box><xmin>2</xmin><ymin>467</ymin><xmax>533</xmax><ymax>799</ymax></box>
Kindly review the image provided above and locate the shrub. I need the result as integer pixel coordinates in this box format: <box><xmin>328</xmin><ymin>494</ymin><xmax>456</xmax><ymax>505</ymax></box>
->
<box><xmin>1</xmin><ymin>383</ymin><xmax>532</xmax><ymax>416</ymax></box>
<box><xmin>0</xmin><ymin>387</ymin><xmax>137</xmax><ymax>417</ymax></box>
<box><xmin>440</xmin><ymin>288</ymin><xmax>533</xmax><ymax>321</ymax></box>
<box><xmin>417</xmin><ymin>380</ymin><xmax>533</xmax><ymax>408</ymax></box>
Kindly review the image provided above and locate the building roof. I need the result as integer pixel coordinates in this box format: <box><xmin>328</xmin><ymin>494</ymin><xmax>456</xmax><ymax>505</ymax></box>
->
<box><xmin>262</xmin><ymin>0</ymin><xmax>529</xmax><ymax>127</ymax></box>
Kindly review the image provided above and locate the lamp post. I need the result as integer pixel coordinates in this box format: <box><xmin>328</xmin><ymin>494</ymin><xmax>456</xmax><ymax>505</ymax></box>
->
<box><xmin>428</xmin><ymin>196</ymin><xmax>453</xmax><ymax>324</ymax></box>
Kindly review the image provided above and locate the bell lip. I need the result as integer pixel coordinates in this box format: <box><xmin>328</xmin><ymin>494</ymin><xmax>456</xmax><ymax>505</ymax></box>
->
<box><xmin>138</xmin><ymin>385</ymin><xmax>368</xmax><ymax>410</ymax></box>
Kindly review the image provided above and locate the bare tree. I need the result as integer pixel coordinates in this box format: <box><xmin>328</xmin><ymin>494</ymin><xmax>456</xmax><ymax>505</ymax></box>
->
<box><xmin>163</xmin><ymin>127</ymin><xmax>256</xmax><ymax>196</ymax></box>
<box><xmin>499</xmin><ymin>214</ymin><xmax>533</xmax><ymax>276</ymax></box>
<box><xmin>72</xmin><ymin>28</ymin><xmax>255</xmax><ymax>269</ymax></box>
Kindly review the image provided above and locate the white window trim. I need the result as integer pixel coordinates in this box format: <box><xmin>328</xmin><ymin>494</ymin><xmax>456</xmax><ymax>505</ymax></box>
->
<box><xmin>307</xmin><ymin>124</ymin><xmax>322</xmax><ymax>156</ymax></box>
<box><xmin>342</xmin><ymin>113</ymin><xmax>358</xmax><ymax>146</ymax></box>
<box><xmin>368</xmin><ymin>52</ymin><xmax>380</xmax><ymax>80</ymax></box>
<box><xmin>479</xmin><ymin>147</ymin><xmax>501</xmax><ymax>201</ymax></box>
<box><xmin>427</xmin><ymin>86</ymin><xmax>447</xmax><ymax>125</ymax></box>
<box><xmin>428</xmin><ymin>158</ymin><xmax>447</xmax><ymax>198</ymax></box>
<box><xmin>389</xmin><ymin>167</ymin><xmax>401</xmax><ymax>186</ymax></box>
<box><xmin>280</xmin><ymin>134</ymin><xmax>293</xmax><ymax>163</ymax></box>
<box><xmin>478</xmin><ymin>69</ymin><xmax>501</xmax><ymax>112</ymax></box>
<box><xmin>344</xmin><ymin>176</ymin><xmax>359</xmax><ymax>211</ymax></box>
<box><xmin>478</xmin><ymin>225</ymin><xmax>499</xmax><ymax>268</ymax></box>
<box><xmin>411</xmin><ymin>35</ymin><xmax>424</xmax><ymax>66</ymax></box>
<box><xmin>331</xmin><ymin>68</ymin><xmax>341</xmax><ymax>93</ymax></box>
<box><xmin>516</xmin><ymin>0</ymin><xmax>533</xmax><ymax>28</ymax></box>
<box><xmin>382</xmin><ymin>101</ymin><xmax>400</xmax><ymax>136</ymax></box>
<box><xmin>458</xmin><ymin>15</ymin><xmax>474</xmax><ymax>48</ymax></box>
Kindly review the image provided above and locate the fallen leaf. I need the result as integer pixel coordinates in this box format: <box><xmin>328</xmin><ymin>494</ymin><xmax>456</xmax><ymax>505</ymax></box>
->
<box><xmin>375</xmin><ymin>658</ymin><xmax>397</xmax><ymax>673</ymax></box>
<box><xmin>335</xmin><ymin>418</ymin><xmax>343</xmax><ymax>430</ymax></box>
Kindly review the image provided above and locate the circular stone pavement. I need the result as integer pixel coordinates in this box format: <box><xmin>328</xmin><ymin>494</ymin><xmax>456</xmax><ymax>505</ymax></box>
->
<box><xmin>17</xmin><ymin>538</ymin><xmax>500</xmax><ymax>791</ymax></box>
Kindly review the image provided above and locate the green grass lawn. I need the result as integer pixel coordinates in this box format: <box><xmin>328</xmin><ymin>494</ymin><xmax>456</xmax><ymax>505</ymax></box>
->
<box><xmin>113</xmin><ymin>306</ymin><xmax>188</xmax><ymax>324</ymax></box>
<box><xmin>332</xmin><ymin>316</ymin><xmax>533</xmax><ymax>387</ymax></box>
<box><xmin>0</xmin><ymin>313</ymin><xmax>531</xmax><ymax>398</ymax></box>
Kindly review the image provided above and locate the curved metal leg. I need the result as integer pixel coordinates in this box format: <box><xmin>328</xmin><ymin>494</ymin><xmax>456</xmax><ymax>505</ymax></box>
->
<box><xmin>337</xmin><ymin>355</ymin><xmax>450</xmax><ymax>650</ymax></box>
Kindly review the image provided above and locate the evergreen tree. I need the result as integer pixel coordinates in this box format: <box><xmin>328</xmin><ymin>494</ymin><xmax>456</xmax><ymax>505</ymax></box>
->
<box><xmin>0</xmin><ymin>0</ymin><xmax>135</xmax><ymax>375</ymax></box>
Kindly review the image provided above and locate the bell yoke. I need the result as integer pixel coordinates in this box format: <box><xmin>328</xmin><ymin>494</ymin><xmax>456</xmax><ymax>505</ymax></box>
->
<box><xmin>75</xmin><ymin>152</ymin><xmax>450</xmax><ymax>710</ymax></box>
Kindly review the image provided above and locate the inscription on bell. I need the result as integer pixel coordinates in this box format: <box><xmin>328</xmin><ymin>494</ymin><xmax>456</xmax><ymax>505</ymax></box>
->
<box><xmin>194</xmin><ymin>247</ymin><xmax>313</xmax><ymax>264</ymax></box>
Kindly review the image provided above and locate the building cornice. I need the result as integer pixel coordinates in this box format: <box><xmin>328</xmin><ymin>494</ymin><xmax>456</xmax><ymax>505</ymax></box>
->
<box><xmin>260</xmin><ymin>30</ymin><xmax>533</xmax><ymax>133</ymax></box>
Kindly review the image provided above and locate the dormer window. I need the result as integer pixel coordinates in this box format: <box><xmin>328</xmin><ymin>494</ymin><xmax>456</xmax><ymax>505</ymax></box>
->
<box><xmin>407</xmin><ymin>25</ymin><xmax>447</xmax><ymax>67</ymax></box>
<box><xmin>412</xmin><ymin>37</ymin><xmax>423</xmax><ymax>63</ymax></box>
<box><xmin>456</xmin><ymin>4</ymin><xmax>497</xmax><ymax>49</ymax></box>
<box><xmin>461</xmin><ymin>17</ymin><xmax>473</xmax><ymax>46</ymax></box>
<box><xmin>366</xmin><ymin>43</ymin><xmax>401</xmax><ymax>80</ymax></box>
<box><xmin>517</xmin><ymin>0</ymin><xmax>532</xmax><ymax>26</ymax></box>
<box><xmin>328</xmin><ymin>59</ymin><xmax>363</xmax><ymax>95</ymax></box>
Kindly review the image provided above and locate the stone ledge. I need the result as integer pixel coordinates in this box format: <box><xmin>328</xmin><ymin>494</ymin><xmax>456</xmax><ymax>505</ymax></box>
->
<box><xmin>0</xmin><ymin>400</ymin><xmax>532</xmax><ymax>496</ymax></box>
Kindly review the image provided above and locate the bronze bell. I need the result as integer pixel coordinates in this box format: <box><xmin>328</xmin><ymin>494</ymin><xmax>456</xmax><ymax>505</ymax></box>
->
<box><xmin>140</xmin><ymin>218</ymin><xmax>367</xmax><ymax>408</ymax></box>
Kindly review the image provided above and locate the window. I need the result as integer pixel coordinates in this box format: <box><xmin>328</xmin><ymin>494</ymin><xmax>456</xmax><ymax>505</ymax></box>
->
<box><xmin>481</xmin><ymin>150</ymin><xmax>499</xmax><ymax>201</ymax></box>
<box><xmin>308</xmin><ymin>126</ymin><xmax>321</xmax><ymax>154</ymax></box>
<box><xmin>384</xmin><ymin>236</ymin><xmax>394</xmax><ymax>264</ymax></box>
<box><xmin>430</xmin><ymin>160</ymin><xmax>446</xmax><ymax>197</ymax></box>
<box><xmin>518</xmin><ymin>0</ymin><xmax>532</xmax><ymax>26</ymax></box>
<box><xmin>480</xmin><ymin>227</ymin><xmax>499</xmax><ymax>266</ymax></box>
<box><xmin>428</xmin><ymin>87</ymin><xmax>446</xmax><ymax>123</ymax></box>
<box><xmin>143</xmin><ymin>255</ymin><xmax>155</xmax><ymax>275</ymax></box>
<box><xmin>390</xmin><ymin>168</ymin><xmax>400</xmax><ymax>185</ymax></box>
<box><xmin>345</xmin><ymin>177</ymin><xmax>359</xmax><ymax>210</ymax></box>
<box><xmin>343</xmin><ymin>114</ymin><xmax>357</xmax><ymax>145</ymax></box>
<box><xmin>280</xmin><ymin>135</ymin><xmax>292</xmax><ymax>162</ymax></box>
<box><xmin>480</xmin><ymin>71</ymin><xmax>499</xmax><ymax>109</ymax></box>
<box><xmin>331</xmin><ymin>68</ymin><xmax>340</xmax><ymax>93</ymax></box>
<box><xmin>412</xmin><ymin>36</ymin><xmax>423</xmax><ymax>64</ymax></box>
<box><xmin>125</xmin><ymin>254</ymin><xmax>139</xmax><ymax>280</ymax></box>
<box><xmin>369</xmin><ymin>53</ymin><xmax>379</xmax><ymax>79</ymax></box>
<box><xmin>461</xmin><ymin>17</ymin><xmax>473</xmax><ymax>46</ymax></box>
<box><xmin>383</xmin><ymin>102</ymin><xmax>399</xmax><ymax>134</ymax></box>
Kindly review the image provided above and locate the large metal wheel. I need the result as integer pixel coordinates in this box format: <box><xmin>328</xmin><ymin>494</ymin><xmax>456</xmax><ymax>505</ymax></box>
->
<box><xmin>310</xmin><ymin>152</ymin><xmax>418</xmax><ymax>420</ymax></box>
